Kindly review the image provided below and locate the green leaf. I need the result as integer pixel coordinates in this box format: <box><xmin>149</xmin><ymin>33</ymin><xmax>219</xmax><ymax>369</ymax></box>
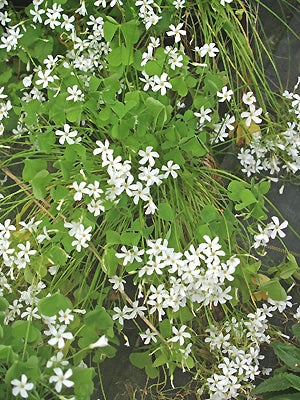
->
<box><xmin>278</xmin><ymin>257</ymin><xmax>299</xmax><ymax>280</ymax></box>
<box><xmin>178</xmin><ymin>306</ymin><xmax>194</xmax><ymax>322</ymax></box>
<box><xmin>260</xmin><ymin>278</ymin><xmax>287</xmax><ymax>301</ymax></box>
<box><xmin>111</xmin><ymin>100</ymin><xmax>136</xmax><ymax>118</ymax></box>
<box><xmin>31</xmin><ymin>169</ymin><xmax>51</xmax><ymax>200</ymax></box>
<box><xmin>267</xmin><ymin>394</ymin><xmax>300</xmax><ymax>400</ymax></box>
<box><xmin>195</xmin><ymin>224</ymin><xmax>211</xmax><ymax>242</ymax></box>
<box><xmin>103</xmin><ymin>248</ymin><xmax>119</xmax><ymax>276</ymax></box>
<box><xmin>0</xmin><ymin>345</ymin><xmax>15</xmax><ymax>362</ymax></box>
<box><xmin>200</xmin><ymin>205</ymin><xmax>219</xmax><ymax>223</ymax></box>
<box><xmin>286</xmin><ymin>373</ymin><xmax>300</xmax><ymax>390</ymax></box>
<box><xmin>227</xmin><ymin>180</ymin><xmax>245</xmax><ymax>201</ymax></box>
<box><xmin>103</xmin><ymin>20</ymin><xmax>119</xmax><ymax>42</ymax></box>
<box><xmin>84</xmin><ymin>306</ymin><xmax>113</xmax><ymax>331</ymax></box>
<box><xmin>12</xmin><ymin>321</ymin><xmax>40</xmax><ymax>344</ymax></box>
<box><xmin>47</xmin><ymin>246</ymin><xmax>67</xmax><ymax>266</ymax></box>
<box><xmin>5</xmin><ymin>357</ymin><xmax>40</xmax><ymax>383</ymax></box>
<box><xmin>0</xmin><ymin>296</ymin><xmax>9</xmax><ymax>311</ymax></box>
<box><xmin>106</xmin><ymin>230</ymin><xmax>121</xmax><ymax>245</ymax></box>
<box><xmin>203</xmin><ymin>72</ymin><xmax>224</xmax><ymax>94</ymax></box>
<box><xmin>259</xmin><ymin>180</ymin><xmax>270</xmax><ymax>194</ymax></box>
<box><xmin>22</xmin><ymin>159</ymin><xmax>47</xmax><ymax>181</ymax></box>
<box><xmin>292</xmin><ymin>323</ymin><xmax>300</xmax><ymax>342</ymax></box>
<box><xmin>163</xmin><ymin>148</ymin><xmax>185</xmax><ymax>166</ymax></box>
<box><xmin>170</xmin><ymin>77</ymin><xmax>188</xmax><ymax>97</ymax></box>
<box><xmin>31</xmin><ymin>37</ymin><xmax>54</xmax><ymax>62</ymax></box>
<box><xmin>185</xmin><ymin>75</ymin><xmax>197</xmax><ymax>88</ymax></box>
<box><xmin>235</xmin><ymin>188</ymin><xmax>256</xmax><ymax>210</ymax></box>
<box><xmin>38</xmin><ymin>293</ymin><xmax>73</xmax><ymax>316</ymax></box>
<box><xmin>181</xmin><ymin>137</ymin><xmax>206</xmax><ymax>157</ymax></box>
<box><xmin>37</xmin><ymin>130</ymin><xmax>55</xmax><ymax>153</ymax></box>
<box><xmin>107</xmin><ymin>46</ymin><xmax>122</xmax><ymax>67</ymax></box>
<box><xmin>159</xmin><ymin>319</ymin><xmax>172</xmax><ymax>338</ymax></box>
<box><xmin>121</xmin><ymin>44</ymin><xmax>133</xmax><ymax>65</ymax></box>
<box><xmin>121</xmin><ymin>20</ymin><xmax>141</xmax><ymax>45</ymax></box>
<box><xmin>120</xmin><ymin>231</ymin><xmax>140</xmax><ymax>246</ymax></box>
<box><xmin>99</xmin><ymin>107</ymin><xmax>112</xmax><ymax>121</ymax></box>
<box><xmin>129</xmin><ymin>351</ymin><xmax>159</xmax><ymax>377</ymax></box>
<box><xmin>73</xmin><ymin>367</ymin><xmax>95</xmax><ymax>400</ymax></box>
<box><xmin>107</xmin><ymin>45</ymin><xmax>133</xmax><ymax>67</ymax></box>
<box><xmin>273</xmin><ymin>341</ymin><xmax>300</xmax><ymax>372</ymax></box>
<box><xmin>66</xmin><ymin>104</ymin><xmax>82</xmax><ymax>123</ymax></box>
<box><xmin>253</xmin><ymin>373</ymin><xmax>296</xmax><ymax>394</ymax></box>
<box><xmin>153</xmin><ymin>353</ymin><xmax>168</xmax><ymax>367</ymax></box>
<box><xmin>50</xmin><ymin>185</ymin><xmax>69</xmax><ymax>201</ymax></box>
<box><xmin>158</xmin><ymin>202</ymin><xmax>175</xmax><ymax>222</ymax></box>
<box><xmin>48</xmin><ymin>93</ymin><xmax>66</xmax><ymax>124</ymax></box>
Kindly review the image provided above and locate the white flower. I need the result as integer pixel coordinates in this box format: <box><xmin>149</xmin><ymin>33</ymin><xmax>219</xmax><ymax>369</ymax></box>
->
<box><xmin>139</xmin><ymin>70</ymin><xmax>154</xmax><ymax>91</ymax></box>
<box><xmin>241</xmin><ymin>104</ymin><xmax>263</xmax><ymax>127</ymax></box>
<box><xmin>47</xmin><ymin>324</ymin><xmax>74</xmax><ymax>349</ymax></box>
<box><xmin>17</xmin><ymin>241</ymin><xmax>36</xmax><ymax>262</ymax></box>
<box><xmin>268</xmin><ymin>216</ymin><xmax>288</xmax><ymax>239</ymax></box>
<box><xmin>35</xmin><ymin>69</ymin><xmax>54</xmax><ymax>88</ymax></box>
<box><xmin>140</xmin><ymin>328</ymin><xmax>157</xmax><ymax>344</ymax></box>
<box><xmin>87</xmin><ymin>199</ymin><xmax>105</xmax><ymax>216</ymax></box>
<box><xmin>22</xmin><ymin>75</ymin><xmax>32</xmax><ymax>87</ymax></box>
<box><xmin>49</xmin><ymin>368</ymin><xmax>74</xmax><ymax>393</ymax></box>
<box><xmin>268</xmin><ymin>295</ymin><xmax>293</xmax><ymax>313</ymax></box>
<box><xmin>72</xmin><ymin>181</ymin><xmax>89</xmax><ymax>201</ymax></box>
<box><xmin>243</xmin><ymin>91</ymin><xmax>256</xmax><ymax>105</ymax></box>
<box><xmin>61</xmin><ymin>14</ymin><xmax>75</xmax><ymax>31</ymax></box>
<box><xmin>116</xmin><ymin>246</ymin><xmax>133</xmax><ymax>266</ymax></box>
<box><xmin>152</xmin><ymin>73</ymin><xmax>172</xmax><ymax>96</ymax></box>
<box><xmin>144</xmin><ymin>199</ymin><xmax>157</xmax><ymax>214</ymax></box>
<box><xmin>64</xmin><ymin>221</ymin><xmax>83</xmax><ymax>237</ymax></box>
<box><xmin>168</xmin><ymin>52</ymin><xmax>183</xmax><ymax>70</ymax></box>
<box><xmin>220</xmin><ymin>0</ymin><xmax>233</xmax><ymax>5</ymax></box>
<box><xmin>46</xmin><ymin>351</ymin><xmax>69</xmax><ymax>368</ymax></box>
<box><xmin>173</xmin><ymin>0</ymin><xmax>185</xmax><ymax>9</ymax></box>
<box><xmin>166</xmin><ymin>23</ymin><xmax>186</xmax><ymax>43</ymax></box>
<box><xmin>112</xmin><ymin>305</ymin><xmax>132</xmax><ymax>325</ymax></box>
<box><xmin>169</xmin><ymin>325</ymin><xmax>191</xmax><ymax>346</ymax></box>
<box><xmin>0</xmin><ymin>219</ymin><xmax>16</xmax><ymax>239</ymax></box>
<box><xmin>66</xmin><ymin>85</ymin><xmax>84</xmax><ymax>102</ymax></box>
<box><xmin>217</xmin><ymin>86</ymin><xmax>233</xmax><ymax>102</ymax></box>
<box><xmin>56</xmin><ymin>124</ymin><xmax>78</xmax><ymax>145</ymax></box>
<box><xmin>144</xmin><ymin>13</ymin><xmax>161</xmax><ymax>30</ymax></box>
<box><xmin>44</xmin><ymin>13</ymin><xmax>61</xmax><ymax>29</ymax></box>
<box><xmin>138</xmin><ymin>146</ymin><xmax>159</xmax><ymax>167</ymax></box>
<box><xmin>109</xmin><ymin>275</ymin><xmax>126</xmax><ymax>291</ymax></box>
<box><xmin>196</xmin><ymin>43</ymin><xmax>219</xmax><ymax>58</ymax></box>
<box><xmin>131</xmin><ymin>181</ymin><xmax>150</xmax><ymax>204</ymax></box>
<box><xmin>89</xmin><ymin>335</ymin><xmax>109</xmax><ymax>348</ymax></box>
<box><xmin>11</xmin><ymin>374</ymin><xmax>34</xmax><ymax>398</ymax></box>
<box><xmin>194</xmin><ymin>106</ymin><xmax>212</xmax><ymax>124</ymax></box>
<box><xmin>43</xmin><ymin>55</ymin><xmax>58</xmax><ymax>70</ymax></box>
<box><xmin>161</xmin><ymin>160</ymin><xmax>180</xmax><ymax>178</ymax></box>
<box><xmin>58</xmin><ymin>309</ymin><xmax>74</xmax><ymax>325</ymax></box>
<box><xmin>30</xmin><ymin>6</ymin><xmax>45</xmax><ymax>23</ymax></box>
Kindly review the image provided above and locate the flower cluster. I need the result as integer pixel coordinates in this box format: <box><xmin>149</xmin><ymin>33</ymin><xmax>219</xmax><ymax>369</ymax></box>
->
<box><xmin>204</xmin><ymin>305</ymin><xmax>271</xmax><ymax>399</ymax></box>
<box><xmin>253</xmin><ymin>216</ymin><xmax>288</xmax><ymax>250</ymax></box>
<box><xmin>0</xmin><ymin>86</ymin><xmax>11</xmax><ymax>136</ymax></box>
<box><xmin>135</xmin><ymin>0</ymin><xmax>162</xmax><ymax>30</ymax></box>
<box><xmin>82</xmin><ymin>140</ymin><xmax>179</xmax><ymax>215</ymax></box>
<box><xmin>113</xmin><ymin>236</ymin><xmax>238</xmax><ymax>325</ymax></box>
<box><xmin>238</xmin><ymin>85</ymin><xmax>300</xmax><ymax>178</ymax></box>
<box><xmin>0</xmin><ymin>218</ymin><xmax>40</xmax><ymax>281</ymax></box>
<box><xmin>64</xmin><ymin>220</ymin><xmax>93</xmax><ymax>252</ymax></box>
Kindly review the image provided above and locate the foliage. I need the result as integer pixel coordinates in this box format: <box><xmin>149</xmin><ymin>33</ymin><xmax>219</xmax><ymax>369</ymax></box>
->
<box><xmin>0</xmin><ymin>0</ymin><xmax>299</xmax><ymax>399</ymax></box>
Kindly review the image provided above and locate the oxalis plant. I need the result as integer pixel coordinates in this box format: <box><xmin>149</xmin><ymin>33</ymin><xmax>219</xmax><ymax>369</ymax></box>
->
<box><xmin>0</xmin><ymin>0</ymin><xmax>299</xmax><ymax>399</ymax></box>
